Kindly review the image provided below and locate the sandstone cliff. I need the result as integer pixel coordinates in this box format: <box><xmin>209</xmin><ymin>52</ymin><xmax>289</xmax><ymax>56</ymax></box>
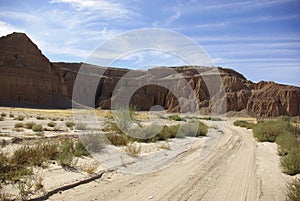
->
<box><xmin>0</xmin><ymin>32</ymin><xmax>70</xmax><ymax>108</ymax></box>
<box><xmin>0</xmin><ymin>32</ymin><xmax>299</xmax><ymax>117</ymax></box>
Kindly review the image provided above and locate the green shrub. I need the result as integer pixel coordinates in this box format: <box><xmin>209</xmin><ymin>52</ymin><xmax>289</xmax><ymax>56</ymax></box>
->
<box><xmin>287</xmin><ymin>178</ymin><xmax>300</xmax><ymax>201</ymax></box>
<box><xmin>0</xmin><ymin>152</ymin><xmax>32</xmax><ymax>181</ymax></box>
<box><xmin>36</xmin><ymin>116</ymin><xmax>45</xmax><ymax>120</ymax></box>
<box><xmin>11</xmin><ymin>143</ymin><xmax>59</xmax><ymax>167</ymax></box>
<box><xmin>280</xmin><ymin>116</ymin><xmax>291</xmax><ymax>122</ymax></box>
<box><xmin>47</xmin><ymin>121</ymin><xmax>56</xmax><ymax>127</ymax></box>
<box><xmin>12</xmin><ymin>146</ymin><xmax>45</xmax><ymax>166</ymax></box>
<box><xmin>57</xmin><ymin>151</ymin><xmax>74</xmax><ymax>167</ymax></box>
<box><xmin>16</xmin><ymin>115</ymin><xmax>25</xmax><ymax>121</ymax></box>
<box><xmin>81</xmin><ymin>133</ymin><xmax>107</xmax><ymax>152</ymax></box>
<box><xmin>57</xmin><ymin>140</ymin><xmax>75</xmax><ymax>167</ymax></box>
<box><xmin>105</xmin><ymin>133</ymin><xmax>131</xmax><ymax>146</ymax></box>
<box><xmin>181</xmin><ymin>121</ymin><xmax>208</xmax><ymax>137</ymax></box>
<box><xmin>276</xmin><ymin>132</ymin><xmax>298</xmax><ymax>156</ymax></box>
<box><xmin>9</xmin><ymin>113</ymin><xmax>14</xmax><ymax>118</ymax></box>
<box><xmin>253</xmin><ymin>120</ymin><xmax>289</xmax><ymax>142</ymax></box>
<box><xmin>74</xmin><ymin>141</ymin><xmax>90</xmax><ymax>157</ymax></box>
<box><xmin>233</xmin><ymin>120</ymin><xmax>255</xmax><ymax>129</ymax></box>
<box><xmin>200</xmin><ymin>116</ymin><xmax>224</xmax><ymax>121</ymax></box>
<box><xmin>65</xmin><ymin>121</ymin><xmax>75</xmax><ymax>129</ymax></box>
<box><xmin>168</xmin><ymin>115</ymin><xmax>182</xmax><ymax>121</ymax></box>
<box><xmin>1</xmin><ymin>113</ymin><xmax>6</xmax><ymax>117</ymax></box>
<box><xmin>32</xmin><ymin>124</ymin><xmax>43</xmax><ymax>132</ymax></box>
<box><xmin>0</xmin><ymin>116</ymin><xmax>4</xmax><ymax>121</ymax></box>
<box><xmin>280</xmin><ymin>146</ymin><xmax>300</xmax><ymax>175</ymax></box>
<box><xmin>75</xmin><ymin>122</ymin><xmax>87</xmax><ymax>130</ymax></box>
<box><xmin>25</xmin><ymin>122</ymin><xmax>36</xmax><ymax>129</ymax></box>
<box><xmin>14</xmin><ymin>123</ymin><xmax>24</xmax><ymax>128</ymax></box>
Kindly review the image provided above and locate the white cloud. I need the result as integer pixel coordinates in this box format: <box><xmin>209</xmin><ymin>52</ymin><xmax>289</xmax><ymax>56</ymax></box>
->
<box><xmin>50</xmin><ymin>0</ymin><xmax>134</xmax><ymax>19</ymax></box>
<box><xmin>0</xmin><ymin>21</ymin><xmax>23</xmax><ymax>36</ymax></box>
<box><xmin>166</xmin><ymin>11</ymin><xmax>181</xmax><ymax>25</ymax></box>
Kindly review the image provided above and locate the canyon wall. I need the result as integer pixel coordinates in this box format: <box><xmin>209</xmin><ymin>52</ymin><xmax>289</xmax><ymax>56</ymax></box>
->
<box><xmin>1</xmin><ymin>32</ymin><xmax>299</xmax><ymax>117</ymax></box>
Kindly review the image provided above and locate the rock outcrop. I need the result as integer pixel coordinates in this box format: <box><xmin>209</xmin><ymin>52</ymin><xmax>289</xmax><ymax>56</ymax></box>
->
<box><xmin>0</xmin><ymin>32</ymin><xmax>70</xmax><ymax>108</ymax></box>
<box><xmin>0</xmin><ymin>32</ymin><xmax>299</xmax><ymax>117</ymax></box>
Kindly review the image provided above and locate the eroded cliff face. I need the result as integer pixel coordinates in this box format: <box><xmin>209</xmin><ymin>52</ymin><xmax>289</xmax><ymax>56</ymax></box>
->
<box><xmin>0</xmin><ymin>32</ymin><xmax>299</xmax><ymax>117</ymax></box>
<box><xmin>0</xmin><ymin>32</ymin><xmax>70</xmax><ymax>108</ymax></box>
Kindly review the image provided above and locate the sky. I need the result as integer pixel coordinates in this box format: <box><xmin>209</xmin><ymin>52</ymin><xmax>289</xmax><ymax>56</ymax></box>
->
<box><xmin>0</xmin><ymin>0</ymin><xmax>300</xmax><ymax>86</ymax></box>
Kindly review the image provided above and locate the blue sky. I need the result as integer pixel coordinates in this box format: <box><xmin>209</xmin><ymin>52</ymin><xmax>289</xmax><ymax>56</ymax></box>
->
<box><xmin>0</xmin><ymin>0</ymin><xmax>299</xmax><ymax>86</ymax></box>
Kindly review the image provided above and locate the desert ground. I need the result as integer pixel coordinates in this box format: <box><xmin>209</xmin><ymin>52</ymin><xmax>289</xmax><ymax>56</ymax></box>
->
<box><xmin>0</xmin><ymin>107</ymin><xmax>297</xmax><ymax>201</ymax></box>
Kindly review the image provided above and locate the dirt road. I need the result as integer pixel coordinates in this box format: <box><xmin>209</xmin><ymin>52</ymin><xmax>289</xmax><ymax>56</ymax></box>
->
<box><xmin>48</xmin><ymin>120</ymin><xmax>287</xmax><ymax>201</ymax></box>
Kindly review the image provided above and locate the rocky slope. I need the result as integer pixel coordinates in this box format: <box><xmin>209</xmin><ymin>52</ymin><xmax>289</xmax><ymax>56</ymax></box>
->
<box><xmin>0</xmin><ymin>32</ymin><xmax>299</xmax><ymax>117</ymax></box>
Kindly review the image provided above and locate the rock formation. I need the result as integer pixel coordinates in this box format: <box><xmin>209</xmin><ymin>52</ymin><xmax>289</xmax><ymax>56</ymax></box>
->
<box><xmin>0</xmin><ymin>32</ymin><xmax>299</xmax><ymax>117</ymax></box>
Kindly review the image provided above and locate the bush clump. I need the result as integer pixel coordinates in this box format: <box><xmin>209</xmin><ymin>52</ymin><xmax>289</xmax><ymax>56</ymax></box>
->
<box><xmin>65</xmin><ymin>121</ymin><xmax>75</xmax><ymax>129</ymax></box>
<box><xmin>233</xmin><ymin>120</ymin><xmax>255</xmax><ymax>129</ymax></box>
<box><xmin>14</xmin><ymin>123</ymin><xmax>24</xmax><ymax>128</ymax></box>
<box><xmin>47</xmin><ymin>121</ymin><xmax>56</xmax><ymax>127</ymax></box>
<box><xmin>253</xmin><ymin>118</ymin><xmax>300</xmax><ymax>176</ymax></box>
<box><xmin>253</xmin><ymin>120</ymin><xmax>290</xmax><ymax>142</ymax></box>
<box><xmin>25</xmin><ymin>122</ymin><xmax>36</xmax><ymax>129</ymax></box>
<box><xmin>200</xmin><ymin>116</ymin><xmax>224</xmax><ymax>121</ymax></box>
<box><xmin>16</xmin><ymin>115</ymin><xmax>25</xmax><ymax>121</ymax></box>
<box><xmin>181</xmin><ymin>121</ymin><xmax>209</xmax><ymax>137</ymax></box>
<box><xmin>287</xmin><ymin>178</ymin><xmax>300</xmax><ymax>201</ymax></box>
<box><xmin>32</xmin><ymin>124</ymin><xmax>43</xmax><ymax>132</ymax></box>
<box><xmin>168</xmin><ymin>115</ymin><xmax>182</xmax><ymax>121</ymax></box>
<box><xmin>75</xmin><ymin>122</ymin><xmax>87</xmax><ymax>130</ymax></box>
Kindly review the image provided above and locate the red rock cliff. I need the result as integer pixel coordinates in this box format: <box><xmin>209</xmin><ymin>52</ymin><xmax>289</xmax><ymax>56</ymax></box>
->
<box><xmin>0</xmin><ymin>32</ymin><xmax>299</xmax><ymax>117</ymax></box>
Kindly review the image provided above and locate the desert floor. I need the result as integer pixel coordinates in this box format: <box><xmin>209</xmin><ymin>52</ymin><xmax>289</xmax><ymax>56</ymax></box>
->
<box><xmin>0</xmin><ymin>108</ymin><xmax>294</xmax><ymax>201</ymax></box>
<box><xmin>49</xmin><ymin>120</ymin><xmax>291</xmax><ymax>201</ymax></box>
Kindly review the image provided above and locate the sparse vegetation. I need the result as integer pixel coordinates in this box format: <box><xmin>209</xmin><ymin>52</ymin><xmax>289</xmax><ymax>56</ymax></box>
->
<box><xmin>16</xmin><ymin>115</ymin><xmax>25</xmax><ymax>121</ymax></box>
<box><xmin>9</xmin><ymin>113</ymin><xmax>14</xmax><ymax>118</ymax></box>
<box><xmin>105</xmin><ymin>132</ymin><xmax>132</xmax><ymax>146</ymax></box>
<box><xmin>47</xmin><ymin>121</ymin><xmax>56</xmax><ymax>127</ymax></box>
<box><xmin>58</xmin><ymin>140</ymin><xmax>76</xmax><ymax>166</ymax></box>
<box><xmin>253</xmin><ymin>117</ymin><xmax>300</xmax><ymax>142</ymax></box>
<box><xmin>233</xmin><ymin>120</ymin><xmax>255</xmax><ymax>129</ymax></box>
<box><xmin>286</xmin><ymin>178</ymin><xmax>300</xmax><ymax>201</ymax></box>
<box><xmin>75</xmin><ymin>122</ymin><xmax>87</xmax><ymax>130</ymax></box>
<box><xmin>81</xmin><ymin>133</ymin><xmax>107</xmax><ymax>152</ymax></box>
<box><xmin>25</xmin><ymin>122</ymin><xmax>36</xmax><ymax>129</ymax></box>
<box><xmin>168</xmin><ymin>115</ymin><xmax>182</xmax><ymax>121</ymax></box>
<box><xmin>74</xmin><ymin>141</ymin><xmax>90</xmax><ymax>157</ymax></box>
<box><xmin>80</xmin><ymin>161</ymin><xmax>99</xmax><ymax>174</ymax></box>
<box><xmin>36</xmin><ymin>116</ymin><xmax>45</xmax><ymax>120</ymax></box>
<box><xmin>200</xmin><ymin>116</ymin><xmax>224</xmax><ymax>121</ymax></box>
<box><xmin>65</xmin><ymin>121</ymin><xmax>75</xmax><ymax>129</ymax></box>
<box><xmin>14</xmin><ymin>122</ymin><xmax>24</xmax><ymax>128</ymax></box>
<box><xmin>252</xmin><ymin>117</ymin><xmax>300</xmax><ymax>177</ymax></box>
<box><xmin>124</xmin><ymin>143</ymin><xmax>141</xmax><ymax>156</ymax></box>
<box><xmin>280</xmin><ymin>146</ymin><xmax>300</xmax><ymax>175</ymax></box>
<box><xmin>253</xmin><ymin>120</ymin><xmax>291</xmax><ymax>142</ymax></box>
<box><xmin>32</xmin><ymin>124</ymin><xmax>43</xmax><ymax>132</ymax></box>
<box><xmin>0</xmin><ymin>116</ymin><xmax>4</xmax><ymax>121</ymax></box>
<box><xmin>181</xmin><ymin>121</ymin><xmax>209</xmax><ymax>137</ymax></box>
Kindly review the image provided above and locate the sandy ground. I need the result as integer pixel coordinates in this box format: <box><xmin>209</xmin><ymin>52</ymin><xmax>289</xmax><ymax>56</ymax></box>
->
<box><xmin>47</xmin><ymin>120</ymin><xmax>291</xmax><ymax>201</ymax></box>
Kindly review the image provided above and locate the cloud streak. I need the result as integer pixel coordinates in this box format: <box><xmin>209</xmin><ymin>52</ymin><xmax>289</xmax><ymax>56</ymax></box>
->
<box><xmin>50</xmin><ymin>0</ymin><xmax>135</xmax><ymax>19</ymax></box>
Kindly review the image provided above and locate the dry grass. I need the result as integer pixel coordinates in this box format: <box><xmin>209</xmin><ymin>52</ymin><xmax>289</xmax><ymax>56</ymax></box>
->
<box><xmin>80</xmin><ymin>161</ymin><xmax>99</xmax><ymax>174</ymax></box>
<box><xmin>124</xmin><ymin>143</ymin><xmax>141</xmax><ymax>156</ymax></box>
<box><xmin>159</xmin><ymin>142</ymin><xmax>171</xmax><ymax>150</ymax></box>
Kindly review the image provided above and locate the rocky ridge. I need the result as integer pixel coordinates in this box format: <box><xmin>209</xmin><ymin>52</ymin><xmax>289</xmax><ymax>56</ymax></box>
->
<box><xmin>0</xmin><ymin>32</ymin><xmax>299</xmax><ymax>117</ymax></box>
